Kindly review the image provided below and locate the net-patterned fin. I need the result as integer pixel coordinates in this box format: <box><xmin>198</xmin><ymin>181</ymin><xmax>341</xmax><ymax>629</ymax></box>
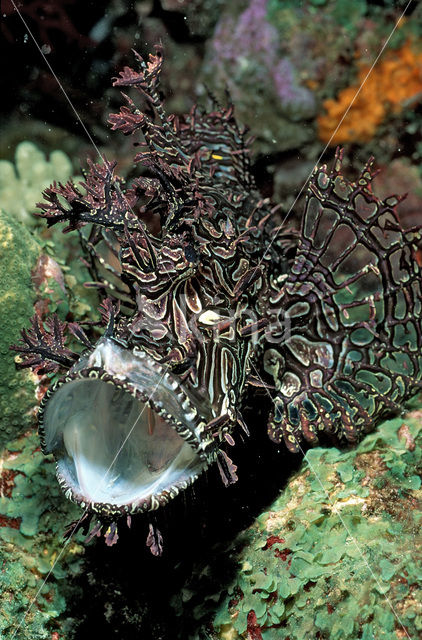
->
<box><xmin>267</xmin><ymin>149</ymin><xmax>422</xmax><ymax>452</ymax></box>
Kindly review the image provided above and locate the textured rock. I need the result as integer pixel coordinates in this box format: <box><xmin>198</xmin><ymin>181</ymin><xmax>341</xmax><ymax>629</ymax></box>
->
<box><xmin>171</xmin><ymin>406</ymin><xmax>422</xmax><ymax>639</ymax></box>
<box><xmin>0</xmin><ymin>429</ymin><xmax>85</xmax><ymax>639</ymax></box>
<box><xmin>0</xmin><ymin>207</ymin><xmax>41</xmax><ymax>448</ymax></box>
<box><xmin>200</xmin><ymin>0</ymin><xmax>316</xmax><ymax>156</ymax></box>
<box><xmin>0</xmin><ymin>152</ymin><xmax>94</xmax><ymax>639</ymax></box>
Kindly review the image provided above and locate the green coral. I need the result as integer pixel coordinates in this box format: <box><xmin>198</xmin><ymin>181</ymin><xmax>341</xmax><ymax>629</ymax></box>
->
<box><xmin>173</xmin><ymin>408</ymin><xmax>422</xmax><ymax>639</ymax></box>
<box><xmin>0</xmin><ymin>141</ymin><xmax>79</xmax><ymax>226</ymax></box>
<box><xmin>0</xmin><ymin>141</ymin><xmax>96</xmax><ymax>448</ymax></box>
<box><xmin>0</xmin><ymin>208</ymin><xmax>41</xmax><ymax>448</ymax></box>
<box><xmin>0</xmin><ymin>429</ymin><xmax>85</xmax><ymax>639</ymax></box>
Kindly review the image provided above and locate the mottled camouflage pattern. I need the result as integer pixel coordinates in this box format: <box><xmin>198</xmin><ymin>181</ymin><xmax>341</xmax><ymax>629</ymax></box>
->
<box><xmin>34</xmin><ymin>48</ymin><xmax>282</xmax><ymax>453</ymax></box>
<box><xmin>266</xmin><ymin>151</ymin><xmax>422</xmax><ymax>452</ymax></box>
<box><xmin>12</xmin><ymin>47</ymin><xmax>422</xmax><ymax>525</ymax></box>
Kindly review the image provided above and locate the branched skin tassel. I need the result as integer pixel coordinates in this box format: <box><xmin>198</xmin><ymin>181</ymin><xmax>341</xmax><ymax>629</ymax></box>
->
<box><xmin>12</xmin><ymin>47</ymin><xmax>422</xmax><ymax>544</ymax></box>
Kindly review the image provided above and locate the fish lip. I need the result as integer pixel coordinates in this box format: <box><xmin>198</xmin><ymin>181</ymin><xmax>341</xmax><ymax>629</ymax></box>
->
<box><xmin>38</xmin><ymin>339</ymin><xmax>215</xmax><ymax>516</ymax></box>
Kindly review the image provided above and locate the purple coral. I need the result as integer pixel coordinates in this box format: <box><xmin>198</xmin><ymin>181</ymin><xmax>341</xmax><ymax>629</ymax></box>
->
<box><xmin>272</xmin><ymin>57</ymin><xmax>315</xmax><ymax>114</ymax></box>
<box><xmin>229</xmin><ymin>0</ymin><xmax>277</xmax><ymax>59</ymax></box>
<box><xmin>210</xmin><ymin>0</ymin><xmax>314</xmax><ymax>114</ymax></box>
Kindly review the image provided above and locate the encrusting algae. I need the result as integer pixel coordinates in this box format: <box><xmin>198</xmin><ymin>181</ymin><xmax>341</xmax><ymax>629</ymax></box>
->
<box><xmin>0</xmin><ymin>207</ymin><xmax>41</xmax><ymax>448</ymax></box>
<box><xmin>171</xmin><ymin>407</ymin><xmax>422</xmax><ymax>640</ymax></box>
<box><xmin>318</xmin><ymin>40</ymin><xmax>422</xmax><ymax>144</ymax></box>
<box><xmin>0</xmin><ymin>429</ymin><xmax>85</xmax><ymax>639</ymax></box>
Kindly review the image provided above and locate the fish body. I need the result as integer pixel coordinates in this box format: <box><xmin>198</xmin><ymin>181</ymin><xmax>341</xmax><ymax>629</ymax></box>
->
<box><xmin>12</xmin><ymin>47</ymin><xmax>422</xmax><ymax>542</ymax></box>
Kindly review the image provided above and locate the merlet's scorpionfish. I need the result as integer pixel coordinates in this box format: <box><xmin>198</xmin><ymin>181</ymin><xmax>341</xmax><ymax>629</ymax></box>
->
<box><xmin>13</xmin><ymin>47</ymin><xmax>422</xmax><ymax>546</ymax></box>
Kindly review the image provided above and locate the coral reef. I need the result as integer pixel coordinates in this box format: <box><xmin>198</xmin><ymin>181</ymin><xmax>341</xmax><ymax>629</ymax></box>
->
<box><xmin>318</xmin><ymin>40</ymin><xmax>422</xmax><ymax>144</ymax></box>
<box><xmin>172</xmin><ymin>406</ymin><xmax>422</xmax><ymax>639</ymax></box>
<box><xmin>0</xmin><ymin>207</ymin><xmax>41</xmax><ymax>448</ymax></box>
<box><xmin>0</xmin><ymin>145</ymin><xmax>94</xmax><ymax>639</ymax></box>
<box><xmin>267</xmin><ymin>0</ymin><xmax>363</xmax><ymax>94</ymax></box>
<box><xmin>0</xmin><ymin>141</ymin><xmax>78</xmax><ymax>226</ymax></box>
<box><xmin>201</xmin><ymin>0</ymin><xmax>315</xmax><ymax>154</ymax></box>
<box><xmin>0</xmin><ymin>139</ymin><xmax>88</xmax><ymax>449</ymax></box>
<box><xmin>200</xmin><ymin>0</ymin><xmax>422</xmax><ymax>212</ymax></box>
<box><xmin>0</xmin><ymin>429</ymin><xmax>85</xmax><ymax>639</ymax></box>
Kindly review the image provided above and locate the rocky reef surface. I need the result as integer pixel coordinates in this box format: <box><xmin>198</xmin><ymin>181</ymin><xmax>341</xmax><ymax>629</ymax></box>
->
<box><xmin>0</xmin><ymin>207</ymin><xmax>41</xmax><ymax>449</ymax></box>
<box><xmin>0</xmin><ymin>143</ymin><xmax>93</xmax><ymax>640</ymax></box>
<box><xmin>0</xmin><ymin>430</ymin><xmax>85</xmax><ymax>639</ymax></box>
<box><xmin>172</xmin><ymin>408</ymin><xmax>422</xmax><ymax>640</ymax></box>
<box><xmin>0</xmin><ymin>141</ymin><xmax>91</xmax><ymax>452</ymax></box>
<box><xmin>1</xmin><ymin>398</ymin><xmax>420</xmax><ymax>638</ymax></box>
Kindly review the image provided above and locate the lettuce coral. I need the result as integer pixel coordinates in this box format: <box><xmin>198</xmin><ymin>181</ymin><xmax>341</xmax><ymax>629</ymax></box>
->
<box><xmin>318</xmin><ymin>41</ymin><xmax>422</xmax><ymax>144</ymax></box>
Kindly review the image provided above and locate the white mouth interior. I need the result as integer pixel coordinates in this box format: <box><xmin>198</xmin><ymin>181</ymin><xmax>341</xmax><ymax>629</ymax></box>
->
<box><xmin>43</xmin><ymin>379</ymin><xmax>203</xmax><ymax>505</ymax></box>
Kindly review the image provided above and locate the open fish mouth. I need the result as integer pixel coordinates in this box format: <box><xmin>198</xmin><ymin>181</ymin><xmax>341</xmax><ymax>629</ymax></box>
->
<box><xmin>39</xmin><ymin>338</ymin><xmax>211</xmax><ymax>515</ymax></box>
